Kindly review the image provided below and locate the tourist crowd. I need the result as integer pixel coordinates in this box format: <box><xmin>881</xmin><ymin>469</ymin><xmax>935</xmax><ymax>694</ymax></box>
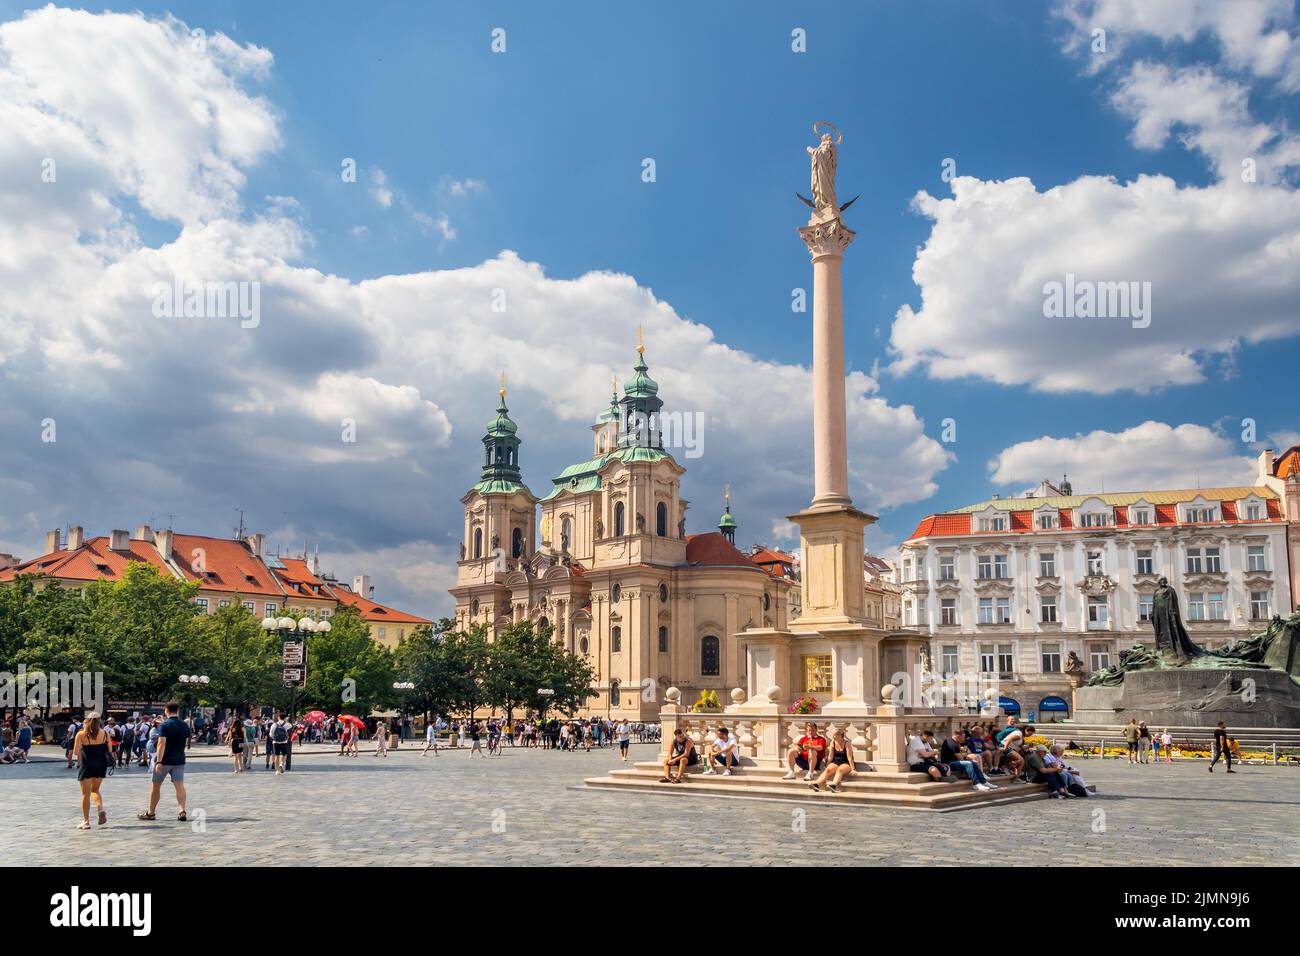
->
<box><xmin>658</xmin><ymin>714</ymin><xmax>1096</xmax><ymax>798</ymax></box>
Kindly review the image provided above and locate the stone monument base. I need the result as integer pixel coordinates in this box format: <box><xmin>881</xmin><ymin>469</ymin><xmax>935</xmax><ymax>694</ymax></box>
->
<box><xmin>1074</xmin><ymin>667</ymin><xmax>1300</xmax><ymax>728</ymax></box>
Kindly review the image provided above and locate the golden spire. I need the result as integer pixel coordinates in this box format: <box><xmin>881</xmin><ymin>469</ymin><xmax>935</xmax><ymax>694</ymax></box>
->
<box><xmin>499</xmin><ymin>369</ymin><xmax>507</xmax><ymax>401</ymax></box>
<box><xmin>724</xmin><ymin>484</ymin><xmax>731</xmax><ymax>509</ymax></box>
<box><xmin>636</xmin><ymin>324</ymin><xmax>645</xmax><ymax>356</ymax></box>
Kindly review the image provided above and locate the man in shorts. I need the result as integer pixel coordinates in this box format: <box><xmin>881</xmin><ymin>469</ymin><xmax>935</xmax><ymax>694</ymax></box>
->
<box><xmin>139</xmin><ymin>702</ymin><xmax>190</xmax><ymax>822</ymax></box>
<box><xmin>782</xmin><ymin>721</ymin><xmax>826</xmax><ymax>781</ymax></box>
<box><xmin>616</xmin><ymin>719</ymin><xmax>631</xmax><ymax>763</ymax></box>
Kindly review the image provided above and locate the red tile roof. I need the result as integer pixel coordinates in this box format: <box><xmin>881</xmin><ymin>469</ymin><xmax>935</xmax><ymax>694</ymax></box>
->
<box><xmin>685</xmin><ymin>533</ymin><xmax>762</xmax><ymax>569</ymax></box>
<box><xmin>1274</xmin><ymin>446</ymin><xmax>1300</xmax><ymax>478</ymax></box>
<box><xmin>331</xmin><ymin>586</ymin><xmax>431</xmax><ymax>625</ymax></box>
<box><xmin>272</xmin><ymin>557</ymin><xmax>334</xmax><ymax>599</ymax></box>
<box><xmin>0</xmin><ymin>536</ymin><xmax>169</xmax><ymax>583</ymax></box>
<box><xmin>906</xmin><ymin>488</ymin><xmax>1284</xmax><ymax>542</ymax></box>
<box><xmin>169</xmin><ymin>534</ymin><xmax>282</xmax><ymax>595</ymax></box>
<box><xmin>751</xmin><ymin>547</ymin><xmax>797</xmax><ymax>577</ymax></box>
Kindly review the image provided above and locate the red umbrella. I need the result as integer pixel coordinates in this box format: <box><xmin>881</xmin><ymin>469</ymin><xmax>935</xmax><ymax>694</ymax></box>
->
<box><xmin>303</xmin><ymin>710</ymin><xmax>328</xmax><ymax>723</ymax></box>
<box><xmin>337</xmin><ymin>714</ymin><xmax>364</xmax><ymax>727</ymax></box>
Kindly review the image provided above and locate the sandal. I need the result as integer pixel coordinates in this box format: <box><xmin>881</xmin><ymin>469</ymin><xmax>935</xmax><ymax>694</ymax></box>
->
<box><xmin>137</xmin><ymin>811</ymin><xmax>156</xmax><ymax>821</ymax></box>
<box><xmin>97</xmin><ymin>810</ymin><xmax>108</xmax><ymax>826</ymax></box>
<box><xmin>659</xmin><ymin>776</ymin><xmax>671</xmax><ymax>783</ymax></box>
<box><xmin>177</xmin><ymin>811</ymin><xmax>187</xmax><ymax>821</ymax></box>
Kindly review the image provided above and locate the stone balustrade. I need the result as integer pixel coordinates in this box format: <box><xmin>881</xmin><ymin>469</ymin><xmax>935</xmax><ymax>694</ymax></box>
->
<box><xmin>655</xmin><ymin>684</ymin><xmax>996</xmax><ymax>772</ymax></box>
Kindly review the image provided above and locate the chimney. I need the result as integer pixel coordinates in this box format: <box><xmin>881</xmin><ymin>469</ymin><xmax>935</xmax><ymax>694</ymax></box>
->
<box><xmin>133</xmin><ymin>524</ymin><xmax>153</xmax><ymax>542</ymax></box>
<box><xmin>1258</xmin><ymin>447</ymin><xmax>1277</xmax><ymax>483</ymax></box>
<box><xmin>353</xmin><ymin>574</ymin><xmax>373</xmax><ymax>598</ymax></box>
<box><xmin>67</xmin><ymin>526</ymin><xmax>85</xmax><ymax>550</ymax></box>
<box><xmin>0</xmin><ymin>554</ymin><xmax>17</xmax><ymax>571</ymax></box>
<box><xmin>109</xmin><ymin>529</ymin><xmax>130</xmax><ymax>552</ymax></box>
<box><xmin>155</xmin><ymin>528</ymin><xmax>174</xmax><ymax>560</ymax></box>
<box><xmin>44</xmin><ymin>529</ymin><xmax>61</xmax><ymax>554</ymax></box>
<box><xmin>245</xmin><ymin>533</ymin><xmax>265</xmax><ymax>557</ymax></box>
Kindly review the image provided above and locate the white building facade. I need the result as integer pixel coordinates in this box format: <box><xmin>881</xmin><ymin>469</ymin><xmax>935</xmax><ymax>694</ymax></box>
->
<box><xmin>898</xmin><ymin>474</ymin><xmax>1294</xmax><ymax>720</ymax></box>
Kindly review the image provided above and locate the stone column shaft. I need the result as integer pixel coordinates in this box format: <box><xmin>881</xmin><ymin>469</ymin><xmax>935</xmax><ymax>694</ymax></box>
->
<box><xmin>799</xmin><ymin>215</ymin><xmax>855</xmax><ymax>510</ymax></box>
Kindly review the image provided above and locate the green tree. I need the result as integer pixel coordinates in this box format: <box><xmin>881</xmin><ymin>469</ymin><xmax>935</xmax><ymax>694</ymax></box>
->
<box><xmin>79</xmin><ymin>564</ymin><xmax>202</xmax><ymax>705</ymax></box>
<box><xmin>441</xmin><ymin>626</ymin><xmax>490</xmax><ymax>719</ymax></box>
<box><xmin>296</xmin><ymin>607</ymin><xmax>395</xmax><ymax>718</ymax></box>
<box><xmin>392</xmin><ymin>619</ymin><xmax>459</xmax><ymax>722</ymax></box>
<box><xmin>194</xmin><ymin>604</ymin><xmax>279</xmax><ymax>713</ymax></box>
<box><xmin>482</xmin><ymin>620</ymin><xmax>596</xmax><ymax>720</ymax></box>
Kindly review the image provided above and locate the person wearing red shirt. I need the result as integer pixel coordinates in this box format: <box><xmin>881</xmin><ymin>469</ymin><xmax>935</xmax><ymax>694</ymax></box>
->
<box><xmin>782</xmin><ymin>721</ymin><xmax>827</xmax><ymax>781</ymax></box>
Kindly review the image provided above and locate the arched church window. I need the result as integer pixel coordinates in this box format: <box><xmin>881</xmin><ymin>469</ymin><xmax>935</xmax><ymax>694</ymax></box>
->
<box><xmin>538</xmin><ymin>616</ymin><xmax>549</xmax><ymax>632</ymax></box>
<box><xmin>614</xmin><ymin>501</ymin><xmax>625</xmax><ymax>537</ymax></box>
<box><xmin>471</xmin><ymin>598</ymin><xmax>479</xmax><ymax>616</ymax></box>
<box><xmin>610</xmin><ymin>680</ymin><xmax>621</xmax><ymax>708</ymax></box>
<box><xmin>561</xmin><ymin>516</ymin><xmax>572</xmax><ymax>552</ymax></box>
<box><xmin>512</xmin><ymin>527</ymin><xmax>523</xmax><ymax>559</ymax></box>
<box><xmin>659</xmin><ymin>583</ymin><xmax>668</xmax><ymax>602</ymax></box>
<box><xmin>658</xmin><ymin>626</ymin><xmax>668</xmax><ymax>653</ymax></box>
<box><xmin>612</xmin><ymin>626</ymin><xmax>622</xmax><ymax>652</ymax></box>
<box><xmin>656</xmin><ymin>502</ymin><xmax>667</xmax><ymax>537</ymax></box>
<box><xmin>580</xmin><ymin>635</ymin><xmax>589</xmax><ymax>654</ymax></box>
<box><xmin>473</xmin><ymin>528</ymin><xmax>482</xmax><ymax>559</ymax></box>
<box><xmin>701</xmin><ymin>635</ymin><xmax>720</xmax><ymax>676</ymax></box>
<box><xmin>764</xmin><ymin>592</ymin><xmax>771</xmax><ymax>611</ymax></box>
<box><xmin>612</xmin><ymin>583</ymin><xmax>622</xmax><ymax>603</ymax></box>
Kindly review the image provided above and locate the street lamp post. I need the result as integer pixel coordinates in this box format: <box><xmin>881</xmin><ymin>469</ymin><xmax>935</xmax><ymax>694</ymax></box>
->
<box><xmin>261</xmin><ymin>614</ymin><xmax>331</xmax><ymax>771</ymax></box>
<box><xmin>393</xmin><ymin>681</ymin><xmax>414</xmax><ymax>745</ymax></box>
<box><xmin>178</xmin><ymin>674</ymin><xmax>210</xmax><ymax>718</ymax></box>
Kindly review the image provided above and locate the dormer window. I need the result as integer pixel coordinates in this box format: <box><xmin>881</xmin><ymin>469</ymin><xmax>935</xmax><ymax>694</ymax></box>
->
<box><xmin>977</xmin><ymin>515</ymin><xmax>1008</xmax><ymax>532</ymax></box>
<box><xmin>1035</xmin><ymin>511</ymin><xmax>1058</xmax><ymax>530</ymax></box>
<box><xmin>1129</xmin><ymin>507</ymin><xmax>1151</xmax><ymax>525</ymax></box>
<box><xmin>1077</xmin><ymin>511</ymin><xmax>1111</xmax><ymax>528</ymax></box>
<box><xmin>1185</xmin><ymin>506</ymin><xmax>1218</xmax><ymax>523</ymax></box>
<box><xmin>1238</xmin><ymin>495</ymin><xmax>1266</xmax><ymax>521</ymax></box>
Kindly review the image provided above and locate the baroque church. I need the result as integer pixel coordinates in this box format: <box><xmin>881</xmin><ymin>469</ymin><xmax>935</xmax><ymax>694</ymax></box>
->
<box><xmin>450</xmin><ymin>343</ymin><xmax>793</xmax><ymax>720</ymax></box>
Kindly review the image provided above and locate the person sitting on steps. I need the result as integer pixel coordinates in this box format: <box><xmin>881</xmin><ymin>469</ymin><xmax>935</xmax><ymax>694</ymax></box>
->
<box><xmin>660</xmin><ymin>729</ymin><xmax>698</xmax><ymax>783</ymax></box>
<box><xmin>810</xmin><ymin>727</ymin><xmax>856</xmax><ymax>793</ymax></box>
<box><xmin>782</xmin><ymin>721</ymin><xmax>827</xmax><ymax>781</ymax></box>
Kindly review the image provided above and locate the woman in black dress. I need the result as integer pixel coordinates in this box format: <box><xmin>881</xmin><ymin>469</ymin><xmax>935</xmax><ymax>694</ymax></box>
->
<box><xmin>74</xmin><ymin>712</ymin><xmax>111</xmax><ymax>829</ymax></box>
<box><xmin>227</xmin><ymin>717</ymin><xmax>246</xmax><ymax>773</ymax></box>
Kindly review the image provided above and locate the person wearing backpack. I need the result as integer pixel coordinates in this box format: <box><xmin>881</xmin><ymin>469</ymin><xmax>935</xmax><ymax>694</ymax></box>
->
<box><xmin>271</xmin><ymin>712</ymin><xmax>291</xmax><ymax>774</ymax></box>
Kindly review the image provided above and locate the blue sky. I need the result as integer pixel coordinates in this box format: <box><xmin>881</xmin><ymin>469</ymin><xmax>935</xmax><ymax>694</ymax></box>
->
<box><xmin>3</xmin><ymin>1</ymin><xmax>1300</xmax><ymax>617</ymax></box>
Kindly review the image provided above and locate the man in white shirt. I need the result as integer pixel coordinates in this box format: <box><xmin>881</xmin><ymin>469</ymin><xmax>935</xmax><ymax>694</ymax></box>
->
<box><xmin>702</xmin><ymin>726</ymin><xmax>740</xmax><ymax>776</ymax></box>
<box><xmin>616</xmin><ymin>720</ymin><xmax>631</xmax><ymax>762</ymax></box>
<box><xmin>906</xmin><ymin>729</ymin><xmax>948</xmax><ymax>781</ymax></box>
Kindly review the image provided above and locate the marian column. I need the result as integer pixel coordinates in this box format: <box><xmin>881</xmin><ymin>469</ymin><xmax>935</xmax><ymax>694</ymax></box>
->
<box><xmin>789</xmin><ymin>124</ymin><xmax>876</xmax><ymax>627</ymax></box>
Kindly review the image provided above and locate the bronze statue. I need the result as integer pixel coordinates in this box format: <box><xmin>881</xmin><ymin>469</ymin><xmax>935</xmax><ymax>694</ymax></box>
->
<box><xmin>1150</xmin><ymin>577</ymin><xmax>1201</xmax><ymax>661</ymax></box>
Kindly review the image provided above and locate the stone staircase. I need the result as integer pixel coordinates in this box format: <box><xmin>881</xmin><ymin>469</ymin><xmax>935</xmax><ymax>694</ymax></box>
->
<box><xmin>585</xmin><ymin>759</ymin><xmax>1047</xmax><ymax>811</ymax></box>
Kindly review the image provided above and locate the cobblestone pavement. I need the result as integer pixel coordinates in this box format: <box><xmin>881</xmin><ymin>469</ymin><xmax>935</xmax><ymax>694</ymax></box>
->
<box><xmin>5</xmin><ymin>745</ymin><xmax>1298</xmax><ymax>866</ymax></box>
